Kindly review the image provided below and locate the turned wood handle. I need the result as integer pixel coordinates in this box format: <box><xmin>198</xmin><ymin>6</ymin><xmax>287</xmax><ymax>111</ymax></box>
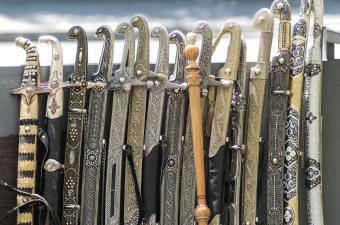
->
<box><xmin>184</xmin><ymin>43</ymin><xmax>211</xmax><ymax>225</ymax></box>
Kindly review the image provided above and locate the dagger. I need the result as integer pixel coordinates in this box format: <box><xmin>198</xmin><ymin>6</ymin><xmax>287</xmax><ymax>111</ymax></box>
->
<box><xmin>11</xmin><ymin>37</ymin><xmax>50</xmax><ymax>225</ymax></box>
<box><xmin>105</xmin><ymin>22</ymin><xmax>135</xmax><ymax>225</ymax></box>
<box><xmin>303</xmin><ymin>0</ymin><xmax>325</xmax><ymax>224</ymax></box>
<box><xmin>283</xmin><ymin>0</ymin><xmax>312</xmax><ymax>224</ymax></box>
<box><xmin>142</xmin><ymin>25</ymin><xmax>169</xmax><ymax>225</ymax></box>
<box><xmin>160</xmin><ymin>30</ymin><xmax>186</xmax><ymax>225</ymax></box>
<box><xmin>267</xmin><ymin>1</ymin><xmax>291</xmax><ymax>224</ymax></box>
<box><xmin>123</xmin><ymin>15</ymin><xmax>150</xmax><ymax>225</ymax></box>
<box><xmin>37</xmin><ymin>35</ymin><xmax>64</xmax><ymax>223</ymax></box>
<box><xmin>206</xmin><ymin>21</ymin><xmax>241</xmax><ymax>225</ymax></box>
<box><xmin>224</xmin><ymin>36</ymin><xmax>247</xmax><ymax>225</ymax></box>
<box><xmin>62</xmin><ymin>26</ymin><xmax>88</xmax><ymax>225</ymax></box>
<box><xmin>80</xmin><ymin>25</ymin><xmax>114</xmax><ymax>225</ymax></box>
<box><xmin>241</xmin><ymin>8</ymin><xmax>274</xmax><ymax>225</ymax></box>
<box><xmin>185</xmin><ymin>38</ymin><xmax>211</xmax><ymax>225</ymax></box>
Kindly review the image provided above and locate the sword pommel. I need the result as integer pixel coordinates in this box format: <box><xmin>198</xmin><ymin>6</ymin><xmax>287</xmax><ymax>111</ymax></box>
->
<box><xmin>169</xmin><ymin>30</ymin><xmax>186</xmax><ymax>82</ymax></box>
<box><xmin>151</xmin><ymin>26</ymin><xmax>169</xmax><ymax>77</ymax></box>
<box><xmin>131</xmin><ymin>15</ymin><xmax>150</xmax><ymax>80</ymax></box>
<box><xmin>270</xmin><ymin>0</ymin><xmax>291</xmax><ymax>21</ymax></box>
<box><xmin>252</xmin><ymin>8</ymin><xmax>274</xmax><ymax>33</ymax></box>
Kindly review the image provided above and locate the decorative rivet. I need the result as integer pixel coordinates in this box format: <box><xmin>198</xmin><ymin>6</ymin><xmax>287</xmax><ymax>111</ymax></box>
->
<box><xmin>73</xmin><ymin>29</ymin><xmax>79</xmax><ymax>35</ymax></box>
<box><xmin>255</xmin><ymin>68</ymin><xmax>261</xmax><ymax>75</ymax></box>
<box><xmin>225</xmin><ymin>68</ymin><xmax>231</xmax><ymax>74</ymax></box>
<box><xmin>136</xmin><ymin>70</ymin><xmax>143</xmax><ymax>76</ymax></box>
<box><xmin>278</xmin><ymin>57</ymin><xmax>285</xmax><ymax>64</ymax></box>
<box><xmin>119</xmin><ymin>77</ymin><xmax>126</xmax><ymax>83</ymax></box>
<box><xmin>277</xmin><ymin>2</ymin><xmax>284</xmax><ymax>9</ymax></box>
<box><xmin>273</xmin><ymin>158</ymin><xmax>278</xmax><ymax>164</ymax></box>
<box><xmin>24</xmin><ymin>126</ymin><xmax>31</xmax><ymax>133</ymax></box>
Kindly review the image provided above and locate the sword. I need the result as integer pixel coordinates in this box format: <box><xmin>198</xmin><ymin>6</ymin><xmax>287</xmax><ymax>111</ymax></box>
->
<box><xmin>207</xmin><ymin>21</ymin><xmax>241</xmax><ymax>225</ymax></box>
<box><xmin>37</xmin><ymin>35</ymin><xmax>65</xmax><ymax>223</ymax></box>
<box><xmin>241</xmin><ymin>8</ymin><xmax>274</xmax><ymax>225</ymax></box>
<box><xmin>142</xmin><ymin>25</ymin><xmax>169</xmax><ymax>225</ymax></box>
<box><xmin>11</xmin><ymin>37</ymin><xmax>50</xmax><ymax>225</ymax></box>
<box><xmin>62</xmin><ymin>26</ymin><xmax>88</xmax><ymax>225</ymax></box>
<box><xmin>267</xmin><ymin>1</ymin><xmax>291</xmax><ymax>224</ymax></box>
<box><xmin>160</xmin><ymin>30</ymin><xmax>186</xmax><ymax>225</ymax></box>
<box><xmin>224</xmin><ymin>37</ymin><xmax>247</xmax><ymax>225</ymax></box>
<box><xmin>184</xmin><ymin>39</ymin><xmax>211</xmax><ymax>225</ymax></box>
<box><xmin>123</xmin><ymin>15</ymin><xmax>150</xmax><ymax>225</ymax></box>
<box><xmin>80</xmin><ymin>25</ymin><xmax>114</xmax><ymax>225</ymax></box>
<box><xmin>303</xmin><ymin>0</ymin><xmax>324</xmax><ymax>224</ymax></box>
<box><xmin>283</xmin><ymin>0</ymin><xmax>312</xmax><ymax>224</ymax></box>
<box><xmin>105</xmin><ymin>22</ymin><xmax>135</xmax><ymax>225</ymax></box>
<box><xmin>179</xmin><ymin>22</ymin><xmax>212</xmax><ymax>225</ymax></box>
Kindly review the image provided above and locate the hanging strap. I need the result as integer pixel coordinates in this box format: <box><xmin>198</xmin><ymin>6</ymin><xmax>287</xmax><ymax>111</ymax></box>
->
<box><xmin>0</xmin><ymin>178</ymin><xmax>60</xmax><ymax>225</ymax></box>
<box><xmin>123</xmin><ymin>145</ymin><xmax>144</xmax><ymax>225</ymax></box>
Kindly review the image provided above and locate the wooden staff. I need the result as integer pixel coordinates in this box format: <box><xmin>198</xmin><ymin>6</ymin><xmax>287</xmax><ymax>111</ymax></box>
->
<box><xmin>184</xmin><ymin>40</ymin><xmax>211</xmax><ymax>225</ymax></box>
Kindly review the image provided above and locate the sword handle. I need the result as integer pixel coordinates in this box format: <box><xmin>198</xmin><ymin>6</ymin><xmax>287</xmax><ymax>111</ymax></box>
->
<box><xmin>184</xmin><ymin>43</ymin><xmax>211</xmax><ymax>225</ymax></box>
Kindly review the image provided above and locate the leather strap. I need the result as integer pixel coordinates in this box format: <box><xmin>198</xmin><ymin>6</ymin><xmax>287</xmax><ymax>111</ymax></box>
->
<box><xmin>124</xmin><ymin>145</ymin><xmax>144</xmax><ymax>225</ymax></box>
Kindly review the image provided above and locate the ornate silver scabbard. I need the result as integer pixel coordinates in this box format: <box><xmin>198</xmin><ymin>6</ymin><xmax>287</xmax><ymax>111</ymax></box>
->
<box><xmin>80</xmin><ymin>25</ymin><xmax>113</xmax><ymax>225</ymax></box>
<box><xmin>241</xmin><ymin>8</ymin><xmax>274</xmax><ymax>225</ymax></box>
<box><xmin>284</xmin><ymin>0</ymin><xmax>312</xmax><ymax>224</ymax></box>
<box><xmin>160</xmin><ymin>30</ymin><xmax>186</xmax><ymax>225</ymax></box>
<box><xmin>105</xmin><ymin>23</ymin><xmax>134</xmax><ymax>225</ymax></box>
<box><xmin>267</xmin><ymin>1</ymin><xmax>291</xmax><ymax>224</ymax></box>
<box><xmin>142</xmin><ymin>26</ymin><xmax>169</xmax><ymax>225</ymax></box>
<box><xmin>224</xmin><ymin>37</ymin><xmax>247</xmax><ymax>225</ymax></box>
<box><xmin>207</xmin><ymin>21</ymin><xmax>241</xmax><ymax>225</ymax></box>
<box><xmin>38</xmin><ymin>35</ymin><xmax>64</xmax><ymax>222</ymax></box>
<box><xmin>62</xmin><ymin>26</ymin><xmax>88</xmax><ymax>225</ymax></box>
<box><xmin>303</xmin><ymin>0</ymin><xmax>324</xmax><ymax>224</ymax></box>
<box><xmin>123</xmin><ymin>15</ymin><xmax>150</xmax><ymax>225</ymax></box>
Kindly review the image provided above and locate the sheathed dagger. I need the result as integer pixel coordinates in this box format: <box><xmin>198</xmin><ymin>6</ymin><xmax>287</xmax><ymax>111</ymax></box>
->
<box><xmin>283</xmin><ymin>0</ymin><xmax>312</xmax><ymax>224</ymax></box>
<box><xmin>224</xmin><ymin>37</ymin><xmax>247</xmax><ymax>225</ymax></box>
<box><xmin>38</xmin><ymin>35</ymin><xmax>65</xmax><ymax>223</ymax></box>
<box><xmin>303</xmin><ymin>0</ymin><xmax>324</xmax><ymax>224</ymax></box>
<box><xmin>241</xmin><ymin>8</ymin><xmax>274</xmax><ymax>225</ymax></box>
<box><xmin>11</xmin><ymin>37</ymin><xmax>50</xmax><ymax>225</ymax></box>
<box><xmin>123</xmin><ymin>15</ymin><xmax>150</xmax><ymax>225</ymax></box>
<box><xmin>179</xmin><ymin>22</ymin><xmax>212</xmax><ymax>225</ymax></box>
<box><xmin>80</xmin><ymin>25</ymin><xmax>113</xmax><ymax>225</ymax></box>
<box><xmin>207</xmin><ymin>21</ymin><xmax>241</xmax><ymax>225</ymax></box>
<box><xmin>105</xmin><ymin>22</ymin><xmax>135</xmax><ymax>225</ymax></box>
<box><xmin>160</xmin><ymin>30</ymin><xmax>186</xmax><ymax>225</ymax></box>
<box><xmin>62</xmin><ymin>26</ymin><xmax>88</xmax><ymax>225</ymax></box>
<box><xmin>267</xmin><ymin>1</ymin><xmax>291</xmax><ymax>224</ymax></box>
<box><xmin>142</xmin><ymin>25</ymin><xmax>169</xmax><ymax>225</ymax></box>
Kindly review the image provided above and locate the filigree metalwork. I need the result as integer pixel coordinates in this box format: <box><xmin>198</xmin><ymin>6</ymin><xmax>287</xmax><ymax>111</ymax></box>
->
<box><xmin>62</xmin><ymin>26</ymin><xmax>88</xmax><ymax>225</ymax></box>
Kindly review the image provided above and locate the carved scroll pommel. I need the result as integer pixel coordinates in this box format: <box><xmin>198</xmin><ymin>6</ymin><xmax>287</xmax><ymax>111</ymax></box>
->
<box><xmin>252</xmin><ymin>8</ymin><xmax>274</xmax><ymax>33</ymax></box>
<box><xmin>151</xmin><ymin>26</ymin><xmax>169</xmax><ymax>79</ymax></box>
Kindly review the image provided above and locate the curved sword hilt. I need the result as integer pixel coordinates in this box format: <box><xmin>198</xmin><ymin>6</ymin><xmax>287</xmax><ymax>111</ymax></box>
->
<box><xmin>67</xmin><ymin>26</ymin><xmax>88</xmax><ymax>83</ymax></box>
<box><xmin>11</xmin><ymin>37</ymin><xmax>50</xmax><ymax>104</ymax></box>
<box><xmin>38</xmin><ymin>35</ymin><xmax>64</xmax><ymax>118</ymax></box>
<box><xmin>193</xmin><ymin>21</ymin><xmax>212</xmax><ymax>87</ymax></box>
<box><xmin>212</xmin><ymin>21</ymin><xmax>241</xmax><ymax>85</ymax></box>
<box><xmin>271</xmin><ymin>0</ymin><xmax>291</xmax><ymax>50</ymax></box>
<box><xmin>150</xmin><ymin>26</ymin><xmax>169</xmax><ymax>81</ymax></box>
<box><xmin>92</xmin><ymin>25</ymin><xmax>114</xmax><ymax>81</ymax></box>
<box><xmin>131</xmin><ymin>15</ymin><xmax>150</xmax><ymax>81</ymax></box>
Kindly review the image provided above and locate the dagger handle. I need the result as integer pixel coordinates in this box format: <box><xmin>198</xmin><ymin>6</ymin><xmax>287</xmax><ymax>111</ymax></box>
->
<box><xmin>185</xmin><ymin>44</ymin><xmax>211</xmax><ymax>225</ymax></box>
